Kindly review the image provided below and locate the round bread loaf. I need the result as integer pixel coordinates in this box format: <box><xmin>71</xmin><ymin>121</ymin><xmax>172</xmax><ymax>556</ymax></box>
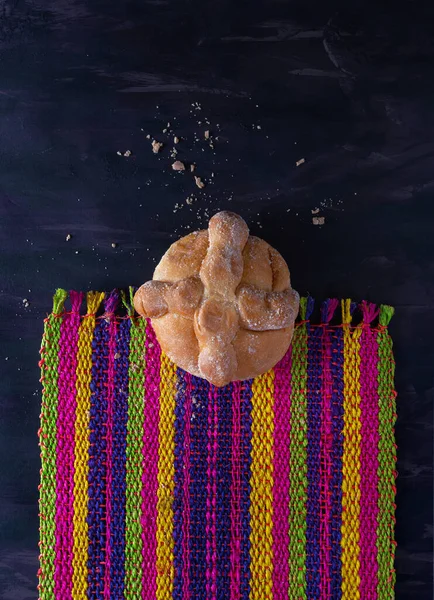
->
<box><xmin>134</xmin><ymin>211</ymin><xmax>299</xmax><ymax>386</ymax></box>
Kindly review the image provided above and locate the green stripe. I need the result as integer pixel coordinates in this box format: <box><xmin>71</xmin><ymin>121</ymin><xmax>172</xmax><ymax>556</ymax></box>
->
<box><xmin>376</xmin><ymin>305</ymin><xmax>396</xmax><ymax>599</ymax></box>
<box><xmin>38</xmin><ymin>289</ymin><xmax>67</xmax><ymax>599</ymax></box>
<box><xmin>124</xmin><ymin>313</ymin><xmax>147</xmax><ymax>597</ymax></box>
<box><xmin>288</xmin><ymin>297</ymin><xmax>308</xmax><ymax>598</ymax></box>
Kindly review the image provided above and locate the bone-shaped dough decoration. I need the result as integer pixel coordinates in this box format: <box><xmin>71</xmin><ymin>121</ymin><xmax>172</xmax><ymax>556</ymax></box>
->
<box><xmin>134</xmin><ymin>211</ymin><xmax>299</xmax><ymax>386</ymax></box>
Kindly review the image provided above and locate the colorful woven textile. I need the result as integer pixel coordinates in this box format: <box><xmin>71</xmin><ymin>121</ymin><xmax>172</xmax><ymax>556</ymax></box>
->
<box><xmin>38</xmin><ymin>289</ymin><xmax>397</xmax><ymax>600</ymax></box>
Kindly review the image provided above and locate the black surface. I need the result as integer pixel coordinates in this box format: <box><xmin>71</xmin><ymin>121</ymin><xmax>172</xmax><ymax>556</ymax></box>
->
<box><xmin>0</xmin><ymin>2</ymin><xmax>433</xmax><ymax>598</ymax></box>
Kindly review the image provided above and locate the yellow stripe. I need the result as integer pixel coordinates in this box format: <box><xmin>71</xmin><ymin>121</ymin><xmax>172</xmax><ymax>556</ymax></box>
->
<box><xmin>249</xmin><ymin>370</ymin><xmax>275</xmax><ymax>600</ymax></box>
<box><xmin>72</xmin><ymin>291</ymin><xmax>104</xmax><ymax>598</ymax></box>
<box><xmin>156</xmin><ymin>352</ymin><xmax>177</xmax><ymax>599</ymax></box>
<box><xmin>341</xmin><ymin>303</ymin><xmax>362</xmax><ymax>599</ymax></box>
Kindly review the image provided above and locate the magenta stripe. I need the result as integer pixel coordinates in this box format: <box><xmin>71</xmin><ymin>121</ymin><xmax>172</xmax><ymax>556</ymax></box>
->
<box><xmin>320</xmin><ymin>326</ymin><xmax>333</xmax><ymax>598</ymax></box>
<box><xmin>141</xmin><ymin>322</ymin><xmax>160</xmax><ymax>597</ymax></box>
<box><xmin>272</xmin><ymin>351</ymin><xmax>292</xmax><ymax>598</ymax></box>
<box><xmin>103</xmin><ymin>316</ymin><xmax>117</xmax><ymax>598</ymax></box>
<box><xmin>54</xmin><ymin>293</ymin><xmax>82</xmax><ymax>599</ymax></box>
<box><xmin>359</xmin><ymin>320</ymin><xmax>380</xmax><ymax>598</ymax></box>
<box><xmin>206</xmin><ymin>385</ymin><xmax>218</xmax><ymax>599</ymax></box>
<box><xmin>230</xmin><ymin>381</ymin><xmax>242</xmax><ymax>599</ymax></box>
<box><xmin>182</xmin><ymin>372</ymin><xmax>192</xmax><ymax>599</ymax></box>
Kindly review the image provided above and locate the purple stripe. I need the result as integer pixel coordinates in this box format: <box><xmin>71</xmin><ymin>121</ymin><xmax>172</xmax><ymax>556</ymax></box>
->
<box><xmin>216</xmin><ymin>383</ymin><xmax>232</xmax><ymax>599</ymax></box>
<box><xmin>206</xmin><ymin>385</ymin><xmax>218</xmax><ymax>599</ymax></box>
<box><xmin>320</xmin><ymin>325</ymin><xmax>333</xmax><ymax>598</ymax></box>
<box><xmin>306</xmin><ymin>323</ymin><xmax>322</xmax><ymax>599</ymax></box>
<box><xmin>182</xmin><ymin>372</ymin><xmax>192</xmax><ymax>599</ymax></box>
<box><xmin>103</xmin><ymin>315</ymin><xmax>117</xmax><ymax>598</ymax></box>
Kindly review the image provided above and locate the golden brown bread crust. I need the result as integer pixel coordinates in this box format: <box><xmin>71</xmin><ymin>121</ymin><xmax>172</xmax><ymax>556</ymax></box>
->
<box><xmin>134</xmin><ymin>211</ymin><xmax>299</xmax><ymax>386</ymax></box>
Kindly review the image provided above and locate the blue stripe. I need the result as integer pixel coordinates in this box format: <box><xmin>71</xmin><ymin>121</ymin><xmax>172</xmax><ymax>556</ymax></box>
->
<box><xmin>306</xmin><ymin>323</ymin><xmax>322</xmax><ymax>599</ymax></box>
<box><xmin>216</xmin><ymin>383</ymin><xmax>232</xmax><ymax>599</ymax></box>
<box><xmin>240</xmin><ymin>379</ymin><xmax>253</xmax><ymax>600</ymax></box>
<box><xmin>189</xmin><ymin>375</ymin><xmax>209</xmax><ymax>599</ymax></box>
<box><xmin>110</xmin><ymin>318</ymin><xmax>130</xmax><ymax>596</ymax></box>
<box><xmin>87</xmin><ymin>319</ymin><xmax>109</xmax><ymax>599</ymax></box>
<box><xmin>330</xmin><ymin>327</ymin><xmax>344</xmax><ymax>597</ymax></box>
<box><xmin>173</xmin><ymin>368</ymin><xmax>187</xmax><ymax>600</ymax></box>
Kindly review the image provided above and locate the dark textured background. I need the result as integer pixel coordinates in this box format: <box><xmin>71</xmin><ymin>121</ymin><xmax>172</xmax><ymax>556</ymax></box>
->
<box><xmin>0</xmin><ymin>1</ymin><xmax>433</xmax><ymax>598</ymax></box>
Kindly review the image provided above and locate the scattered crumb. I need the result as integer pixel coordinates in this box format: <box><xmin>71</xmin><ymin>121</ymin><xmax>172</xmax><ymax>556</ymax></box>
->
<box><xmin>116</xmin><ymin>151</ymin><xmax>122</xmax><ymax>156</ymax></box>
<box><xmin>170</xmin><ymin>147</ymin><xmax>178</xmax><ymax>158</ymax></box>
<box><xmin>311</xmin><ymin>207</ymin><xmax>320</xmax><ymax>215</ymax></box>
<box><xmin>22</xmin><ymin>298</ymin><xmax>29</xmax><ymax>308</ymax></box>
<box><xmin>257</xmin><ymin>125</ymin><xmax>261</xmax><ymax>130</ymax></box>
<box><xmin>114</xmin><ymin>353</ymin><xmax>121</xmax><ymax>360</ymax></box>
<box><xmin>75</xmin><ymin>250</ymin><xmax>80</xmax><ymax>254</ymax></box>
<box><xmin>145</xmin><ymin>134</ymin><xmax>151</xmax><ymax>139</ymax></box>
<box><xmin>209</xmin><ymin>142</ymin><xmax>214</xmax><ymax>149</ymax></box>
<box><xmin>194</xmin><ymin>176</ymin><xmax>205</xmax><ymax>189</ymax></box>
<box><xmin>174</xmin><ymin>136</ymin><xmax>180</xmax><ymax>144</ymax></box>
<box><xmin>66</xmin><ymin>234</ymin><xmax>71</xmax><ymax>241</ymax></box>
<box><xmin>296</xmin><ymin>158</ymin><xmax>305</xmax><ymax>167</ymax></box>
<box><xmin>162</xmin><ymin>128</ymin><xmax>167</xmax><ymax>133</ymax></box>
<box><xmin>172</xmin><ymin>160</ymin><xmax>185</xmax><ymax>171</ymax></box>
<box><xmin>312</xmin><ymin>216</ymin><xmax>325</xmax><ymax>226</ymax></box>
<box><xmin>186</xmin><ymin>196</ymin><xmax>194</xmax><ymax>205</ymax></box>
<box><xmin>204</xmin><ymin>130</ymin><xmax>210</xmax><ymax>140</ymax></box>
<box><xmin>111</xmin><ymin>242</ymin><xmax>118</xmax><ymax>248</ymax></box>
<box><xmin>190</xmin><ymin>164</ymin><xmax>196</xmax><ymax>172</ymax></box>
<box><xmin>166</xmin><ymin>122</ymin><xmax>170</xmax><ymax>128</ymax></box>
<box><xmin>123</xmin><ymin>150</ymin><xmax>132</xmax><ymax>157</ymax></box>
<box><xmin>152</xmin><ymin>140</ymin><xmax>163</xmax><ymax>154</ymax></box>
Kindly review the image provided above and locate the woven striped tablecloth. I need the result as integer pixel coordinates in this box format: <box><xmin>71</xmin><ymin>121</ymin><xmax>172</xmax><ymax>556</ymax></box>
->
<box><xmin>38</xmin><ymin>289</ymin><xmax>397</xmax><ymax>599</ymax></box>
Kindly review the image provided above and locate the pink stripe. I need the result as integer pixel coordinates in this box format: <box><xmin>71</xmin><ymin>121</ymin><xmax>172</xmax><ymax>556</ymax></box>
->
<box><xmin>229</xmin><ymin>381</ymin><xmax>242</xmax><ymax>599</ymax></box>
<box><xmin>103</xmin><ymin>316</ymin><xmax>117</xmax><ymax>598</ymax></box>
<box><xmin>206</xmin><ymin>386</ymin><xmax>218</xmax><ymax>599</ymax></box>
<box><xmin>54</xmin><ymin>293</ymin><xmax>82</xmax><ymax>599</ymax></box>
<box><xmin>359</xmin><ymin>323</ymin><xmax>380</xmax><ymax>598</ymax></box>
<box><xmin>272</xmin><ymin>351</ymin><xmax>292</xmax><ymax>598</ymax></box>
<box><xmin>182</xmin><ymin>373</ymin><xmax>192</xmax><ymax>599</ymax></box>
<box><xmin>141</xmin><ymin>322</ymin><xmax>160</xmax><ymax>597</ymax></box>
<box><xmin>320</xmin><ymin>326</ymin><xmax>333</xmax><ymax>599</ymax></box>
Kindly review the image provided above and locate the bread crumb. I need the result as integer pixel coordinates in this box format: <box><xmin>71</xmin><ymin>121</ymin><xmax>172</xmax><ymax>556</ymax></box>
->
<box><xmin>145</xmin><ymin>134</ymin><xmax>151</xmax><ymax>139</ymax></box>
<box><xmin>66</xmin><ymin>234</ymin><xmax>71</xmax><ymax>241</ymax></box>
<box><xmin>311</xmin><ymin>207</ymin><xmax>320</xmax><ymax>214</ymax></box>
<box><xmin>123</xmin><ymin>150</ymin><xmax>132</xmax><ymax>157</ymax></box>
<box><xmin>195</xmin><ymin>176</ymin><xmax>205</xmax><ymax>189</ymax></box>
<box><xmin>186</xmin><ymin>196</ymin><xmax>193</xmax><ymax>205</ymax></box>
<box><xmin>172</xmin><ymin>160</ymin><xmax>186</xmax><ymax>171</ymax></box>
<box><xmin>114</xmin><ymin>353</ymin><xmax>120</xmax><ymax>359</ymax></box>
<box><xmin>152</xmin><ymin>140</ymin><xmax>163</xmax><ymax>154</ymax></box>
<box><xmin>116</xmin><ymin>151</ymin><xmax>122</xmax><ymax>156</ymax></box>
<box><xmin>296</xmin><ymin>158</ymin><xmax>305</xmax><ymax>167</ymax></box>
<box><xmin>204</xmin><ymin>130</ymin><xmax>210</xmax><ymax>140</ymax></box>
<box><xmin>312</xmin><ymin>216</ymin><xmax>325</xmax><ymax>226</ymax></box>
<box><xmin>190</xmin><ymin>164</ymin><xmax>196</xmax><ymax>172</ymax></box>
<box><xmin>174</xmin><ymin>136</ymin><xmax>180</xmax><ymax>144</ymax></box>
<box><xmin>111</xmin><ymin>242</ymin><xmax>118</xmax><ymax>248</ymax></box>
<box><xmin>23</xmin><ymin>298</ymin><xmax>29</xmax><ymax>308</ymax></box>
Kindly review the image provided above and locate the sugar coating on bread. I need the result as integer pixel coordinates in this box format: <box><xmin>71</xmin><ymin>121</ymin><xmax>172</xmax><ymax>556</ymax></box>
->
<box><xmin>134</xmin><ymin>211</ymin><xmax>299</xmax><ymax>386</ymax></box>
